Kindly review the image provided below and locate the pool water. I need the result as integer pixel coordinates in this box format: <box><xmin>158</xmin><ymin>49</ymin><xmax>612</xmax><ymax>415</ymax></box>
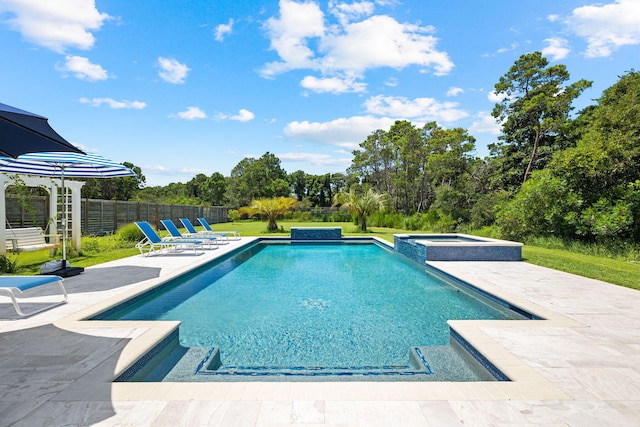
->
<box><xmin>100</xmin><ymin>242</ymin><xmax>522</xmax><ymax>381</ymax></box>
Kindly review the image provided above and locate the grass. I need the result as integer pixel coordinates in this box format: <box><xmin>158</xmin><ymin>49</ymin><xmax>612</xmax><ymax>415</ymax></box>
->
<box><xmin>207</xmin><ymin>220</ymin><xmax>405</xmax><ymax>242</ymax></box>
<box><xmin>3</xmin><ymin>219</ymin><xmax>640</xmax><ymax>291</ymax></box>
<box><xmin>523</xmin><ymin>245</ymin><xmax>640</xmax><ymax>290</ymax></box>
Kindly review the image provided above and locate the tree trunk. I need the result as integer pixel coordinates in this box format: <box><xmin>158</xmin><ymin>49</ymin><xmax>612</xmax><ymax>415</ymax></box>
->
<box><xmin>523</xmin><ymin>121</ymin><xmax>542</xmax><ymax>183</ymax></box>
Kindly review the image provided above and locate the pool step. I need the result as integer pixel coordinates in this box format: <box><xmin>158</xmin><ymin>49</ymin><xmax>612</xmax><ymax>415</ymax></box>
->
<box><xmin>194</xmin><ymin>346</ymin><xmax>434</xmax><ymax>378</ymax></box>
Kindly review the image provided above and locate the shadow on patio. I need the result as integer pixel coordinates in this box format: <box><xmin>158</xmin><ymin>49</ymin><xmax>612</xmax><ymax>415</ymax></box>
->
<box><xmin>0</xmin><ymin>323</ymin><xmax>130</xmax><ymax>425</ymax></box>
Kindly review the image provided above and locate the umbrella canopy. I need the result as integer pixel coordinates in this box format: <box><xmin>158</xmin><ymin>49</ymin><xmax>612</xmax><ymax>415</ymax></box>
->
<box><xmin>0</xmin><ymin>103</ymin><xmax>85</xmax><ymax>158</ymax></box>
<box><xmin>0</xmin><ymin>152</ymin><xmax>136</xmax><ymax>178</ymax></box>
<box><xmin>0</xmin><ymin>152</ymin><xmax>137</xmax><ymax>263</ymax></box>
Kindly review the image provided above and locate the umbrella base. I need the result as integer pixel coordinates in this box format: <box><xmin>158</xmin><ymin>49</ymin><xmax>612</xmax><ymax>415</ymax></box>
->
<box><xmin>42</xmin><ymin>266</ymin><xmax>84</xmax><ymax>278</ymax></box>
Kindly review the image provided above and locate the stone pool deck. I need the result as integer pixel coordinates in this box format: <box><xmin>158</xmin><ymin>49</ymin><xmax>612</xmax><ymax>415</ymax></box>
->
<box><xmin>0</xmin><ymin>237</ymin><xmax>639</xmax><ymax>426</ymax></box>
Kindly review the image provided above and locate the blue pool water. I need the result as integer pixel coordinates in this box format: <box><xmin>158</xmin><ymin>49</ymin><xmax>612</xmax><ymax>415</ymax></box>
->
<box><xmin>99</xmin><ymin>242</ymin><xmax>524</xmax><ymax>381</ymax></box>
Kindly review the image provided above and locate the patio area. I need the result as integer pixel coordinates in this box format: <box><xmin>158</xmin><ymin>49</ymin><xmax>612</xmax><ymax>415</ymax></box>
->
<box><xmin>1</xmin><ymin>238</ymin><xmax>639</xmax><ymax>426</ymax></box>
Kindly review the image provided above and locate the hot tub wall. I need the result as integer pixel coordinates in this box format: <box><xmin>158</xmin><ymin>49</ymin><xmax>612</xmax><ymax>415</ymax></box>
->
<box><xmin>394</xmin><ymin>235</ymin><xmax>522</xmax><ymax>262</ymax></box>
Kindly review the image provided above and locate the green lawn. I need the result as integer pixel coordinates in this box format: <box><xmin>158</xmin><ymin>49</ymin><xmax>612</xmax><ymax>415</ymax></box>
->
<box><xmin>5</xmin><ymin>220</ymin><xmax>639</xmax><ymax>291</ymax></box>
<box><xmin>523</xmin><ymin>245</ymin><xmax>640</xmax><ymax>290</ymax></box>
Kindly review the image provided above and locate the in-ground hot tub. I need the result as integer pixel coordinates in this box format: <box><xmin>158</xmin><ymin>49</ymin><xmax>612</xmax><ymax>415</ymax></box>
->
<box><xmin>394</xmin><ymin>234</ymin><xmax>522</xmax><ymax>262</ymax></box>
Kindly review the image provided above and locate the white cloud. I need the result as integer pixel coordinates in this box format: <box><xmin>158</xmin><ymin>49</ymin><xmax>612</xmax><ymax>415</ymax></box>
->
<box><xmin>0</xmin><ymin>0</ymin><xmax>110</xmax><ymax>52</ymax></box>
<box><xmin>300</xmin><ymin>75</ymin><xmax>367</xmax><ymax>93</ymax></box>
<box><xmin>260</xmin><ymin>0</ymin><xmax>453</xmax><ymax>87</ymax></box>
<box><xmin>446</xmin><ymin>86</ymin><xmax>464</xmax><ymax>97</ymax></box>
<box><xmin>215</xmin><ymin>19</ymin><xmax>234</xmax><ymax>42</ymax></box>
<box><xmin>328</xmin><ymin>0</ymin><xmax>374</xmax><ymax>26</ymax></box>
<box><xmin>57</xmin><ymin>55</ymin><xmax>108</xmax><ymax>81</ymax></box>
<box><xmin>384</xmin><ymin>77</ymin><xmax>398</xmax><ymax>87</ymax></box>
<box><xmin>566</xmin><ymin>0</ymin><xmax>640</xmax><ymax>58</ymax></box>
<box><xmin>79</xmin><ymin>97</ymin><xmax>146</xmax><ymax>109</ymax></box>
<box><xmin>261</xmin><ymin>0</ymin><xmax>325</xmax><ymax>78</ymax></box>
<box><xmin>157</xmin><ymin>57</ymin><xmax>190</xmax><ymax>84</ymax></box>
<box><xmin>279</xmin><ymin>151</ymin><xmax>351</xmax><ymax>167</ymax></box>
<box><xmin>364</xmin><ymin>95</ymin><xmax>468</xmax><ymax>123</ymax></box>
<box><xmin>286</xmin><ymin>93</ymin><xmax>469</xmax><ymax>150</ymax></box>
<box><xmin>143</xmin><ymin>164</ymin><xmax>212</xmax><ymax>176</ymax></box>
<box><xmin>173</xmin><ymin>106</ymin><xmax>207</xmax><ymax>120</ymax></box>
<box><xmin>216</xmin><ymin>109</ymin><xmax>255</xmax><ymax>122</ymax></box>
<box><xmin>542</xmin><ymin>37</ymin><xmax>570</xmax><ymax>61</ymax></box>
<box><xmin>488</xmin><ymin>90</ymin><xmax>507</xmax><ymax>103</ymax></box>
<box><xmin>482</xmin><ymin>42</ymin><xmax>519</xmax><ymax>58</ymax></box>
<box><xmin>284</xmin><ymin>115</ymin><xmax>396</xmax><ymax>149</ymax></box>
<box><xmin>321</xmin><ymin>15</ymin><xmax>453</xmax><ymax>75</ymax></box>
<box><xmin>469</xmin><ymin>112</ymin><xmax>501</xmax><ymax>135</ymax></box>
<box><xmin>547</xmin><ymin>14</ymin><xmax>560</xmax><ymax>23</ymax></box>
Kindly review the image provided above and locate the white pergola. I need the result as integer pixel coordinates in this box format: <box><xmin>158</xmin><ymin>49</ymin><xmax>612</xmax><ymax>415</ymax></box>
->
<box><xmin>0</xmin><ymin>174</ymin><xmax>84</xmax><ymax>255</ymax></box>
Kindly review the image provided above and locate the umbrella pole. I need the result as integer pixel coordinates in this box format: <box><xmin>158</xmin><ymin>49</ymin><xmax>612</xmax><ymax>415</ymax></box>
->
<box><xmin>53</xmin><ymin>166</ymin><xmax>83</xmax><ymax>277</ymax></box>
<box><xmin>60</xmin><ymin>168</ymin><xmax>67</xmax><ymax>266</ymax></box>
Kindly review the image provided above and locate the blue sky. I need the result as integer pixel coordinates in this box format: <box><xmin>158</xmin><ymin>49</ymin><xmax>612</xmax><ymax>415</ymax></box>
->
<box><xmin>1</xmin><ymin>0</ymin><xmax>639</xmax><ymax>186</ymax></box>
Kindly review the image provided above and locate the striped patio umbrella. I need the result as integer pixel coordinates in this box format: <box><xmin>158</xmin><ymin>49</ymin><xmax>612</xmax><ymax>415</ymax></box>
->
<box><xmin>0</xmin><ymin>152</ymin><xmax>137</xmax><ymax>265</ymax></box>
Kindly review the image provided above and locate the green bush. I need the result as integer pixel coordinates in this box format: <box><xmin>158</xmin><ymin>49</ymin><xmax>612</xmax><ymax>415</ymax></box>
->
<box><xmin>227</xmin><ymin>209</ymin><xmax>240</xmax><ymax>221</ymax></box>
<box><xmin>329</xmin><ymin>211</ymin><xmax>351</xmax><ymax>222</ymax></box>
<box><xmin>292</xmin><ymin>211</ymin><xmax>313</xmax><ymax>222</ymax></box>
<box><xmin>0</xmin><ymin>254</ymin><xmax>21</xmax><ymax>274</ymax></box>
<box><xmin>371</xmin><ymin>211</ymin><xmax>405</xmax><ymax>228</ymax></box>
<box><xmin>496</xmin><ymin>170</ymin><xmax>581</xmax><ymax>240</ymax></box>
<box><xmin>116</xmin><ymin>223</ymin><xmax>144</xmax><ymax>242</ymax></box>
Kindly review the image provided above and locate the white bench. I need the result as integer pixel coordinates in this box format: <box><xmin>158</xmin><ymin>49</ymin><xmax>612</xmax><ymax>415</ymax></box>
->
<box><xmin>0</xmin><ymin>276</ymin><xmax>68</xmax><ymax>317</ymax></box>
<box><xmin>5</xmin><ymin>227</ymin><xmax>61</xmax><ymax>253</ymax></box>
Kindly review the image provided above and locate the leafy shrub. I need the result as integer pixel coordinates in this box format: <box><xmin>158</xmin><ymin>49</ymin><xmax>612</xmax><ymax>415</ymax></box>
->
<box><xmin>578</xmin><ymin>198</ymin><xmax>634</xmax><ymax>240</ymax></box>
<box><xmin>370</xmin><ymin>211</ymin><xmax>405</xmax><ymax>228</ymax></box>
<box><xmin>406</xmin><ymin>210</ymin><xmax>452</xmax><ymax>231</ymax></box>
<box><xmin>116</xmin><ymin>223</ymin><xmax>144</xmax><ymax>242</ymax></box>
<box><xmin>0</xmin><ymin>254</ymin><xmax>21</xmax><ymax>274</ymax></box>
<box><xmin>430</xmin><ymin>212</ymin><xmax>457</xmax><ymax>233</ymax></box>
<box><xmin>496</xmin><ymin>170</ymin><xmax>581</xmax><ymax>240</ymax></box>
<box><xmin>330</xmin><ymin>211</ymin><xmax>352</xmax><ymax>222</ymax></box>
<box><xmin>228</xmin><ymin>209</ymin><xmax>240</xmax><ymax>221</ymax></box>
<box><xmin>80</xmin><ymin>237</ymin><xmax>101</xmax><ymax>253</ymax></box>
<box><xmin>288</xmin><ymin>211</ymin><xmax>307</xmax><ymax>221</ymax></box>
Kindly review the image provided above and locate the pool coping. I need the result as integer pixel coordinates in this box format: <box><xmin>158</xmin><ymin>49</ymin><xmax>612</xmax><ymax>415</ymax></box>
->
<box><xmin>55</xmin><ymin>235</ymin><xmax>585</xmax><ymax>401</ymax></box>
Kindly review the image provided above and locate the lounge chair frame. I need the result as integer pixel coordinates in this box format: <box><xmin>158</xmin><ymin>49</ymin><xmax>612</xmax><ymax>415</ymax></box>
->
<box><xmin>0</xmin><ymin>276</ymin><xmax>68</xmax><ymax>317</ymax></box>
<box><xmin>179</xmin><ymin>218</ymin><xmax>230</xmax><ymax>243</ymax></box>
<box><xmin>135</xmin><ymin>221</ymin><xmax>204</xmax><ymax>256</ymax></box>
<box><xmin>196</xmin><ymin>217</ymin><xmax>240</xmax><ymax>240</ymax></box>
<box><xmin>160</xmin><ymin>219</ymin><xmax>222</xmax><ymax>247</ymax></box>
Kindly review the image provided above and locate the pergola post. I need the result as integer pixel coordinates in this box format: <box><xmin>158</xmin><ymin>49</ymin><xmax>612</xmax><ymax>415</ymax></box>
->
<box><xmin>0</xmin><ymin>175</ymin><xmax>84</xmax><ymax>255</ymax></box>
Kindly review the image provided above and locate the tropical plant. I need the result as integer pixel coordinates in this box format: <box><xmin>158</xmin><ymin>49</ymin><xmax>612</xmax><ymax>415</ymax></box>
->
<box><xmin>249</xmin><ymin>196</ymin><xmax>298</xmax><ymax>232</ymax></box>
<box><xmin>332</xmin><ymin>188</ymin><xmax>387</xmax><ymax>231</ymax></box>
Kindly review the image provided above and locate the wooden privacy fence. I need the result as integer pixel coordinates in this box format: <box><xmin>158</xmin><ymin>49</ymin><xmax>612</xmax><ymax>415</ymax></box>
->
<box><xmin>5</xmin><ymin>195</ymin><xmax>229</xmax><ymax>236</ymax></box>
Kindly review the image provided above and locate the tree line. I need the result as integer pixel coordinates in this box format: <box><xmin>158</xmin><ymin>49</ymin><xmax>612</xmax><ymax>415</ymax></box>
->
<box><xmin>74</xmin><ymin>52</ymin><xmax>639</xmax><ymax>245</ymax></box>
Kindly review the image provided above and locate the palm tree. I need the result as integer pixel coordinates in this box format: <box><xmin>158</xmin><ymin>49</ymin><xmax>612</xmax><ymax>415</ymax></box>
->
<box><xmin>250</xmin><ymin>196</ymin><xmax>298</xmax><ymax>232</ymax></box>
<box><xmin>332</xmin><ymin>188</ymin><xmax>387</xmax><ymax>231</ymax></box>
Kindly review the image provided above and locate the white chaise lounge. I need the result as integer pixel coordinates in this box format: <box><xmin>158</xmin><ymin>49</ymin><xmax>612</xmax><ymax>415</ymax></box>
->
<box><xmin>0</xmin><ymin>275</ymin><xmax>68</xmax><ymax>317</ymax></box>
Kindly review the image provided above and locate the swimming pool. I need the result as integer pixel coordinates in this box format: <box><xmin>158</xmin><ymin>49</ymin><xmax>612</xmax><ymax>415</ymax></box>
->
<box><xmin>94</xmin><ymin>240</ymin><xmax>529</xmax><ymax>382</ymax></box>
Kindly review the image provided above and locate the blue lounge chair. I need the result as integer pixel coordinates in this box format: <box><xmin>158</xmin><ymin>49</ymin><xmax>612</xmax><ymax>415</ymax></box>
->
<box><xmin>160</xmin><ymin>219</ymin><xmax>221</xmax><ymax>247</ymax></box>
<box><xmin>0</xmin><ymin>275</ymin><xmax>67</xmax><ymax>317</ymax></box>
<box><xmin>179</xmin><ymin>218</ymin><xmax>229</xmax><ymax>243</ymax></box>
<box><xmin>135</xmin><ymin>221</ymin><xmax>204</xmax><ymax>256</ymax></box>
<box><xmin>197</xmin><ymin>217</ymin><xmax>240</xmax><ymax>240</ymax></box>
